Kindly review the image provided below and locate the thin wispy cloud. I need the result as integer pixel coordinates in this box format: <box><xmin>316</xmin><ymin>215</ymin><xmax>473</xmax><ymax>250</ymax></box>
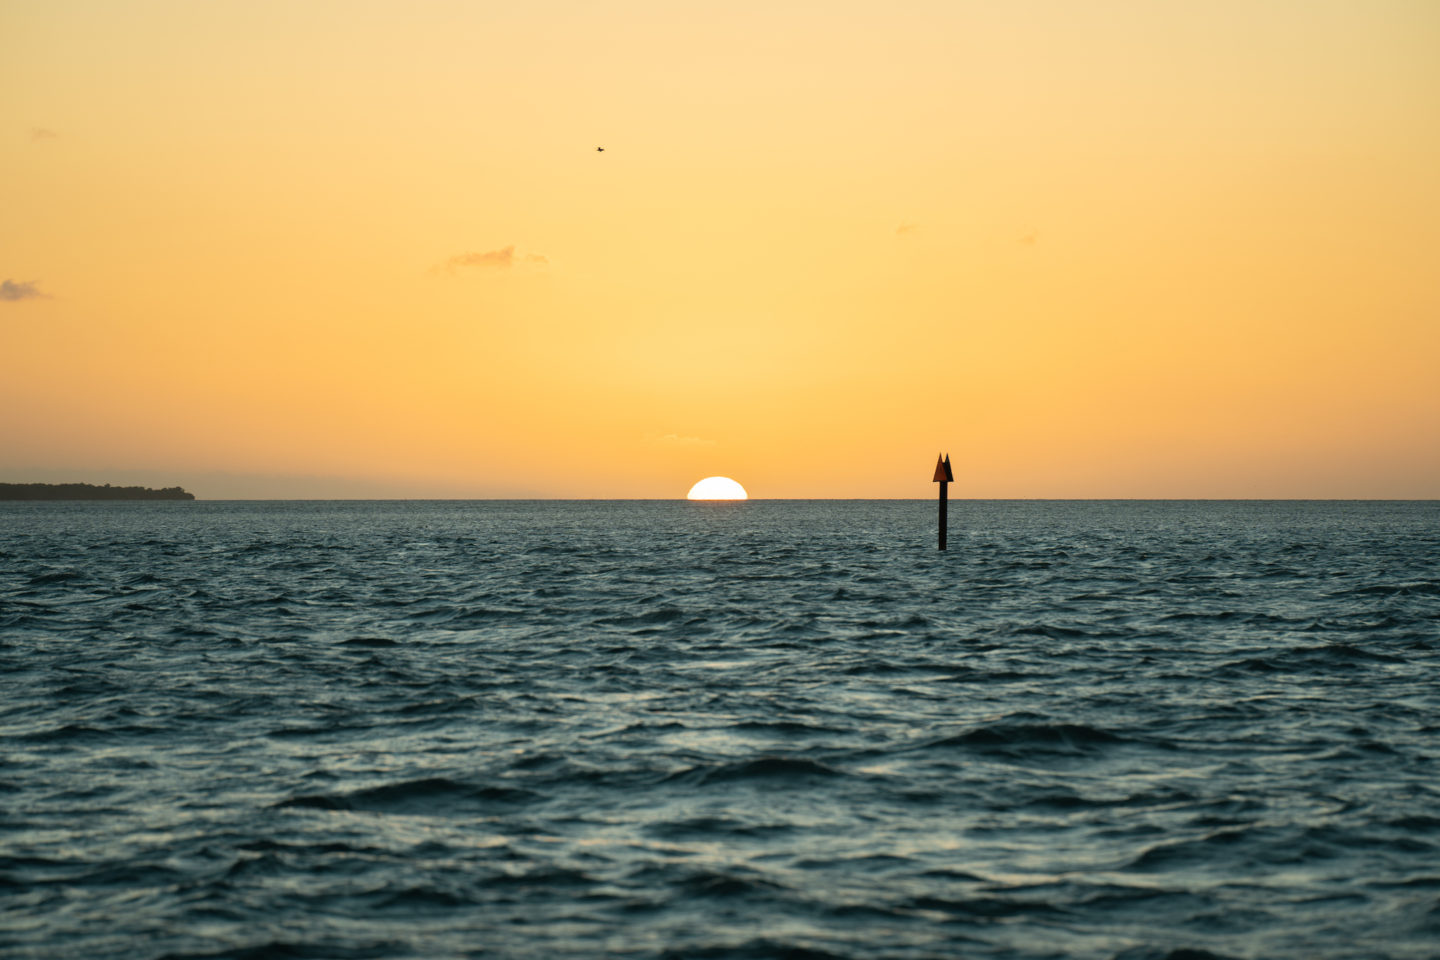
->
<box><xmin>30</xmin><ymin>127</ymin><xmax>59</xmax><ymax>141</ymax></box>
<box><xmin>438</xmin><ymin>246</ymin><xmax>549</xmax><ymax>273</ymax></box>
<box><xmin>1</xmin><ymin>279</ymin><xmax>48</xmax><ymax>302</ymax></box>
<box><xmin>1019</xmin><ymin>231</ymin><xmax>1038</xmax><ymax>245</ymax></box>
<box><xmin>449</xmin><ymin>246</ymin><xmax>515</xmax><ymax>269</ymax></box>
<box><xmin>895</xmin><ymin>223</ymin><xmax>917</xmax><ymax>236</ymax></box>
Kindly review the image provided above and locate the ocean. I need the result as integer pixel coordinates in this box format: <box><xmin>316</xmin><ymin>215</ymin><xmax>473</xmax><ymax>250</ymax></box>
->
<box><xmin>2</xmin><ymin>500</ymin><xmax>1437</xmax><ymax>959</ymax></box>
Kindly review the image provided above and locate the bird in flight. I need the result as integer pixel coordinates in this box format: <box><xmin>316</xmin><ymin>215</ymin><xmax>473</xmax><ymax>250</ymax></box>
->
<box><xmin>596</xmin><ymin>146</ymin><xmax>604</xmax><ymax>152</ymax></box>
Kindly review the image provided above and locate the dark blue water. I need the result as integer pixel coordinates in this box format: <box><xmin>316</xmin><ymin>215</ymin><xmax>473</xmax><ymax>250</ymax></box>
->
<box><xmin>2</xmin><ymin>500</ymin><xmax>1438</xmax><ymax>959</ymax></box>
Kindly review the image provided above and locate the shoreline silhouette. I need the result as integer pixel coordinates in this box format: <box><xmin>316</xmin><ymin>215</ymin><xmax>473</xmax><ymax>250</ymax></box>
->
<box><xmin>0</xmin><ymin>482</ymin><xmax>195</xmax><ymax>501</ymax></box>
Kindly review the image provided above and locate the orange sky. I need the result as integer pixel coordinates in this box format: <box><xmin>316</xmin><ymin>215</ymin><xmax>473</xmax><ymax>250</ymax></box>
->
<box><xmin>4</xmin><ymin>0</ymin><xmax>1438</xmax><ymax>498</ymax></box>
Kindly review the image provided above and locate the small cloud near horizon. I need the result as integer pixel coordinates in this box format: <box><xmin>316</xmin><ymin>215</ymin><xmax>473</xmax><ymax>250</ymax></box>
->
<box><xmin>896</xmin><ymin>223</ymin><xmax>917</xmax><ymax>236</ymax></box>
<box><xmin>31</xmin><ymin>127</ymin><xmax>59</xmax><ymax>141</ymax></box>
<box><xmin>1</xmin><ymin>280</ymin><xmax>49</xmax><ymax>302</ymax></box>
<box><xmin>1019</xmin><ymin>231</ymin><xmax>1038</xmax><ymax>245</ymax></box>
<box><xmin>438</xmin><ymin>246</ymin><xmax>548</xmax><ymax>273</ymax></box>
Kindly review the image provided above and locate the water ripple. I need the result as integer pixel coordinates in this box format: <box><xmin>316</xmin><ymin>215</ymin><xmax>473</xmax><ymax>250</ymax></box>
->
<box><xmin>1</xmin><ymin>500</ymin><xmax>1437</xmax><ymax>959</ymax></box>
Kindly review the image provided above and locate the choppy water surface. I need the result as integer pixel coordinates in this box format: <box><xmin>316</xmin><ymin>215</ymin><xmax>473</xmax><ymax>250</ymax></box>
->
<box><xmin>2</xmin><ymin>500</ymin><xmax>1438</xmax><ymax>959</ymax></box>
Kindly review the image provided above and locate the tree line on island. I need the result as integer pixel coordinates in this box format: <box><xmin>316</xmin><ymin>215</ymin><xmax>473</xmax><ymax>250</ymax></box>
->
<box><xmin>0</xmin><ymin>483</ymin><xmax>196</xmax><ymax>501</ymax></box>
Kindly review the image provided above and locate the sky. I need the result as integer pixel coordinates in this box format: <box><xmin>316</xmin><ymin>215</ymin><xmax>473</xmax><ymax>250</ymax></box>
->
<box><xmin>3</xmin><ymin>0</ymin><xmax>1438</xmax><ymax>499</ymax></box>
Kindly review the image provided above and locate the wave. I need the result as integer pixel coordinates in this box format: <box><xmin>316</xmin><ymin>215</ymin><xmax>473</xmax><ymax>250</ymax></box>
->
<box><xmin>664</xmin><ymin>756</ymin><xmax>843</xmax><ymax>786</ymax></box>
<box><xmin>272</xmin><ymin>777</ymin><xmax>537</xmax><ymax>813</ymax></box>
<box><xmin>1110</xmin><ymin>949</ymin><xmax>1243</xmax><ymax>960</ymax></box>
<box><xmin>903</xmin><ymin>893</ymin><xmax>1070</xmax><ymax>919</ymax></box>
<box><xmin>26</xmin><ymin>569</ymin><xmax>82</xmax><ymax>586</ymax></box>
<box><xmin>656</xmin><ymin>939</ymin><xmax>856</xmax><ymax>960</ymax></box>
<box><xmin>154</xmin><ymin>942</ymin><xmax>396</xmax><ymax>960</ymax></box>
<box><xmin>1284</xmin><ymin>642</ymin><xmax>1407</xmax><ymax>664</ymax></box>
<box><xmin>646</xmin><ymin>816</ymin><xmax>795</xmax><ymax>840</ymax></box>
<box><xmin>928</xmin><ymin>722</ymin><xmax>1133</xmax><ymax>755</ymax></box>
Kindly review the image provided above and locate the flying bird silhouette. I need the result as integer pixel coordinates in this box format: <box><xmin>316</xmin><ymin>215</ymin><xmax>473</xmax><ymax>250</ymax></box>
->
<box><xmin>596</xmin><ymin>146</ymin><xmax>604</xmax><ymax>152</ymax></box>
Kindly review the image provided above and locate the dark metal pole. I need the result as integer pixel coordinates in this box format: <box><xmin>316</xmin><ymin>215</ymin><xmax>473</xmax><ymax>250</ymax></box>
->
<box><xmin>938</xmin><ymin>480</ymin><xmax>948</xmax><ymax>551</ymax></box>
<box><xmin>932</xmin><ymin>452</ymin><xmax>953</xmax><ymax>551</ymax></box>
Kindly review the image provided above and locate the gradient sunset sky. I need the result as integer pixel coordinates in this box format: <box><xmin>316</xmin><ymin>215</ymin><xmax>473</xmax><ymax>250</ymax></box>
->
<box><xmin>4</xmin><ymin>1</ymin><xmax>1438</xmax><ymax>498</ymax></box>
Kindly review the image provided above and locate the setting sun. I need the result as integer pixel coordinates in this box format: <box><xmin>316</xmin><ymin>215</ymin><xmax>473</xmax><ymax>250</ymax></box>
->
<box><xmin>686</xmin><ymin>477</ymin><xmax>748</xmax><ymax>501</ymax></box>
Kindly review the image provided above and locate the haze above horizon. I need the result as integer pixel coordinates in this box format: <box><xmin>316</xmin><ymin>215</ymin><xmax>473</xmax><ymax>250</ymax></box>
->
<box><xmin>4</xmin><ymin>1</ymin><xmax>1438</xmax><ymax>499</ymax></box>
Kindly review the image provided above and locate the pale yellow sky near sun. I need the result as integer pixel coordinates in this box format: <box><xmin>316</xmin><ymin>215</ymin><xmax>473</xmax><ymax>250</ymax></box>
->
<box><xmin>3</xmin><ymin>0</ymin><xmax>1438</xmax><ymax>498</ymax></box>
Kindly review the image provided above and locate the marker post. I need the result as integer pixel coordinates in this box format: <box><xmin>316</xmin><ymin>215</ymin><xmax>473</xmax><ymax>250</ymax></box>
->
<box><xmin>933</xmin><ymin>453</ymin><xmax>954</xmax><ymax>550</ymax></box>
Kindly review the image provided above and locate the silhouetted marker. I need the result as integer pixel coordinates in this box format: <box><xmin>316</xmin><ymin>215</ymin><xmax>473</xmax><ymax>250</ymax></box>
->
<box><xmin>932</xmin><ymin>453</ymin><xmax>953</xmax><ymax>550</ymax></box>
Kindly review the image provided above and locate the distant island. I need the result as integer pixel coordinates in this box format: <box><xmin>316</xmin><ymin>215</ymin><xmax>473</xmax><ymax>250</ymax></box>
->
<box><xmin>0</xmin><ymin>483</ymin><xmax>196</xmax><ymax>501</ymax></box>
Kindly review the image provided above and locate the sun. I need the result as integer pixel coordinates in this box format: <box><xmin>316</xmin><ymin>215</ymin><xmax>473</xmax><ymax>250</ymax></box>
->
<box><xmin>686</xmin><ymin>476</ymin><xmax>748</xmax><ymax>500</ymax></box>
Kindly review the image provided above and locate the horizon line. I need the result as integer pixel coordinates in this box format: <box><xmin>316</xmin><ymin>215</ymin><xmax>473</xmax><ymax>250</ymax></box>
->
<box><xmin>13</xmin><ymin>497</ymin><xmax>1435</xmax><ymax>503</ymax></box>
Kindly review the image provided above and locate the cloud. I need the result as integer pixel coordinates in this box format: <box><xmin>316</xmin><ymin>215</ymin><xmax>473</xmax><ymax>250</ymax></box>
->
<box><xmin>31</xmin><ymin>127</ymin><xmax>58</xmax><ymax>141</ymax></box>
<box><xmin>1019</xmin><ymin>231</ymin><xmax>1037</xmax><ymax>245</ymax></box>
<box><xmin>1</xmin><ymin>280</ymin><xmax>48</xmax><ymax>301</ymax></box>
<box><xmin>448</xmin><ymin>246</ymin><xmax>515</xmax><ymax>269</ymax></box>
<box><xmin>896</xmin><ymin>223</ymin><xmax>917</xmax><ymax>235</ymax></box>
<box><xmin>438</xmin><ymin>246</ymin><xmax>549</xmax><ymax>273</ymax></box>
